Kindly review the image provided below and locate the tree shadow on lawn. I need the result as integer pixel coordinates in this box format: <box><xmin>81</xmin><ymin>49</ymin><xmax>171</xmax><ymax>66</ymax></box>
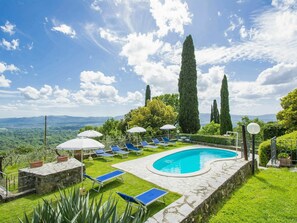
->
<box><xmin>254</xmin><ymin>175</ymin><xmax>287</xmax><ymax>192</ymax></box>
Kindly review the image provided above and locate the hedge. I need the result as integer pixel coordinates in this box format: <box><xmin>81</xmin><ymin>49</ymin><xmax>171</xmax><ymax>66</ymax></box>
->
<box><xmin>180</xmin><ymin>134</ymin><xmax>235</xmax><ymax>146</ymax></box>
<box><xmin>258</xmin><ymin>130</ymin><xmax>297</xmax><ymax>166</ymax></box>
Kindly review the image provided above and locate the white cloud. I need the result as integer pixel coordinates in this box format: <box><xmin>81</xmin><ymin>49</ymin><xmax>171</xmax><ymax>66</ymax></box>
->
<box><xmin>84</xmin><ymin>23</ymin><xmax>111</xmax><ymax>53</ymax></box>
<box><xmin>18</xmin><ymin>86</ymin><xmax>40</xmax><ymax>100</ymax></box>
<box><xmin>90</xmin><ymin>0</ymin><xmax>102</xmax><ymax>12</ymax></box>
<box><xmin>1</xmin><ymin>38</ymin><xmax>19</xmax><ymax>50</ymax></box>
<box><xmin>197</xmin><ymin>3</ymin><xmax>297</xmax><ymax>65</ymax></box>
<box><xmin>150</xmin><ymin>0</ymin><xmax>192</xmax><ymax>37</ymax></box>
<box><xmin>99</xmin><ymin>28</ymin><xmax>124</xmax><ymax>43</ymax></box>
<box><xmin>218</xmin><ymin>11</ymin><xmax>222</xmax><ymax>17</ymax></box>
<box><xmin>271</xmin><ymin>0</ymin><xmax>297</xmax><ymax>9</ymax></box>
<box><xmin>0</xmin><ymin>62</ymin><xmax>19</xmax><ymax>73</ymax></box>
<box><xmin>0</xmin><ymin>21</ymin><xmax>16</xmax><ymax>35</ymax></box>
<box><xmin>224</xmin><ymin>14</ymin><xmax>244</xmax><ymax>38</ymax></box>
<box><xmin>0</xmin><ymin>75</ymin><xmax>11</xmax><ymax>87</ymax></box>
<box><xmin>51</xmin><ymin>24</ymin><xmax>76</xmax><ymax>38</ymax></box>
<box><xmin>80</xmin><ymin>70</ymin><xmax>116</xmax><ymax>85</ymax></box>
<box><xmin>120</xmin><ymin>32</ymin><xmax>163</xmax><ymax>65</ymax></box>
<box><xmin>40</xmin><ymin>85</ymin><xmax>53</xmax><ymax>97</ymax></box>
<box><xmin>256</xmin><ymin>63</ymin><xmax>297</xmax><ymax>85</ymax></box>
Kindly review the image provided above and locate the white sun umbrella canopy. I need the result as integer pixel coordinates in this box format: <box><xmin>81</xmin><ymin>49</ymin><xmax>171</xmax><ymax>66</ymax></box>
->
<box><xmin>77</xmin><ymin>130</ymin><xmax>103</xmax><ymax>138</ymax></box>
<box><xmin>127</xmin><ymin>127</ymin><xmax>146</xmax><ymax>146</ymax></box>
<box><xmin>160</xmin><ymin>124</ymin><xmax>176</xmax><ymax>138</ymax></box>
<box><xmin>56</xmin><ymin>138</ymin><xmax>104</xmax><ymax>181</ymax></box>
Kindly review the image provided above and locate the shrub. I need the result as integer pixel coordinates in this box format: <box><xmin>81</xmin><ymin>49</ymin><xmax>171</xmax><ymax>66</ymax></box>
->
<box><xmin>181</xmin><ymin>134</ymin><xmax>234</xmax><ymax>146</ymax></box>
<box><xmin>277</xmin><ymin>152</ymin><xmax>289</xmax><ymax>159</ymax></box>
<box><xmin>198</xmin><ymin>122</ymin><xmax>220</xmax><ymax>135</ymax></box>
<box><xmin>258</xmin><ymin>130</ymin><xmax>297</xmax><ymax>166</ymax></box>
<box><xmin>20</xmin><ymin>188</ymin><xmax>146</xmax><ymax>223</ymax></box>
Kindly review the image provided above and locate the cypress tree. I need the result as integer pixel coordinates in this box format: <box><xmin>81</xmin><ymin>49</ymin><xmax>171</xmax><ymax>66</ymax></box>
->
<box><xmin>213</xmin><ymin>99</ymin><xmax>220</xmax><ymax>124</ymax></box>
<box><xmin>178</xmin><ymin>35</ymin><xmax>200</xmax><ymax>133</ymax></box>
<box><xmin>220</xmin><ymin>75</ymin><xmax>232</xmax><ymax>134</ymax></box>
<box><xmin>210</xmin><ymin>105</ymin><xmax>214</xmax><ymax>122</ymax></box>
<box><xmin>145</xmin><ymin>85</ymin><xmax>151</xmax><ymax>106</ymax></box>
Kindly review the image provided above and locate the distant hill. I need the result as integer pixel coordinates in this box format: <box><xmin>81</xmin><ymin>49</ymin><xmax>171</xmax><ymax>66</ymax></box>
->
<box><xmin>0</xmin><ymin>114</ymin><xmax>276</xmax><ymax>129</ymax></box>
<box><xmin>199</xmin><ymin>113</ymin><xmax>276</xmax><ymax>126</ymax></box>
<box><xmin>0</xmin><ymin>115</ymin><xmax>123</xmax><ymax>130</ymax></box>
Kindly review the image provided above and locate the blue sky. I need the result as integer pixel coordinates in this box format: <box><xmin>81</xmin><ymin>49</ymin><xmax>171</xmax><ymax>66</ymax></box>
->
<box><xmin>0</xmin><ymin>0</ymin><xmax>296</xmax><ymax>118</ymax></box>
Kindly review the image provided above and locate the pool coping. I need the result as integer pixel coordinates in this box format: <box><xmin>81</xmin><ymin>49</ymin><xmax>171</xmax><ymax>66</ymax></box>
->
<box><xmin>146</xmin><ymin>146</ymin><xmax>241</xmax><ymax>177</ymax></box>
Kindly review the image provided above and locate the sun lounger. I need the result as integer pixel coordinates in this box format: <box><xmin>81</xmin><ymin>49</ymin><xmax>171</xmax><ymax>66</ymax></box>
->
<box><xmin>141</xmin><ymin>141</ymin><xmax>158</xmax><ymax>150</ymax></box>
<box><xmin>84</xmin><ymin>170</ymin><xmax>125</xmax><ymax>192</ymax></box>
<box><xmin>152</xmin><ymin>138</ymin><xmax>168</xmax><ymax>147</ymax></box>
<box><xmin>95</xmin><ymin>149</ymin><xmax>114</xmax><ymax>161</ymax></box>
<box><xmin>116</xmin><ymin>188</ymin><xmax>167</xmax><ymax>211</ymax></box>
<box><xmin>110</xmin><ymin>145</ymin><xmax>129</xmax><ymax>158</ymax></box>
<box><xmin>125</xmin><ymin>143</ymin><xmax>143</xmax><ymax>155</ymax></box>
<box><xmin>162</xmin><ymin>137</ymin><xmax>176</xmax><ymax>145</ymax></box>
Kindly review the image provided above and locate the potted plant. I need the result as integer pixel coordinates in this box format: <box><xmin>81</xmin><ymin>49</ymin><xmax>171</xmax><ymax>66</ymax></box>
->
<box><xmin>278</xmin><ymin>152</ymin><xmax>292</xmax><ymax>167</ymax></box>
<box><xmin>57</xmin><ymin>155</ymin><xmax>68</xmax><ymax>163</ymax></box>
<box><xmin>29</xmin><ymin>150</ymin><xmax>44</xmax><ymax>168</ymax></box>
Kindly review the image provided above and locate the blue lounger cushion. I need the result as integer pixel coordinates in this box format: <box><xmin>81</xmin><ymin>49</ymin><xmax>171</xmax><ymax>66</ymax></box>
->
<box><xmin>162</xmin><ymin>137</ymin><xmax>176</xmax><ymax>145</ymax></box>
<box><xmin>141</xmin><ymin>141</ymin><xmax>157</xmax><ymax>149</ymax></box>
<box><xmin>110</xmin><ymin>145</ymin><xmax>129</xmax><ymax>158</ymax></box>
<box><xmin>84</xmin><ymin>170</ymin><xmax>125</xmax><ymax>192</ymax></box>
<box><xmin>117</xmin><ymin>188</ymin><xmax>167</xmax><ymax>210</ymax></box>
<box><xmin>152</xmin><ymin>138</ymin><xmax>168</xmax><ymax>146</ymax></box>
<box><xmin>125</xmin><ymin>143</ymin><xmax>143</xmax><ymax>155</ymax></box>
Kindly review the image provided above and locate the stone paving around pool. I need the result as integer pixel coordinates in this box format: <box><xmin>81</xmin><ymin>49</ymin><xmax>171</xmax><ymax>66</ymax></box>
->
<box><xmin>113</xmin><ymin>145</ymin><xmax>251</xmax><ymax>223</ymax></box>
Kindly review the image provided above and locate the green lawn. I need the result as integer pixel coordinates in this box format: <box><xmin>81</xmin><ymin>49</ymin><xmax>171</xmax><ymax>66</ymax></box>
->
<box><xmin>209</xmin><ymin>168</ymin><xmax>297</xmax><ymax>223</ymax></box>
<box><xmin>0</xmin><ymin>144</ymin><xmax>185</xmax><ymax>223</ymax></box>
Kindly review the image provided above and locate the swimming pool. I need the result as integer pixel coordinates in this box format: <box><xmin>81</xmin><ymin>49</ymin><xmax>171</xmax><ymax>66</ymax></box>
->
<box><xmin>149</xmin><ymin>148</ymin><xmax>238</xmax><ymax>177</ymax></box>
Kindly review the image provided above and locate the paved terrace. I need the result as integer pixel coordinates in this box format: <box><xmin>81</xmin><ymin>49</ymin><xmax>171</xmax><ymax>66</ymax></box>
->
<box><xmin>113</xmin><ymin>145</ymin><xmax>250</xmax><ymax>223</ymax></box>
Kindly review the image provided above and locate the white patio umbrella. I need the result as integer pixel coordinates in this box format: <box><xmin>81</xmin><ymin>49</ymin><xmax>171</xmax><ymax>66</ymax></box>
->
<box><xmin>127</xmin><ymin>127</ymin><xmax>146</xmax><ymax>146</ymax></box>
<box><xmin>77</xmin><ymin>130</ymin><xmax>103</xmax><ymax>138</ymax></box>
<box><xmin>56</xmin><ymin>138</ymin><xmax>104</xmax><ymax>181</ymax></box>
<box><xmin>160</xmin><ymin>124</ymin><xmax>176</xmax><ymax>138</ymax></box>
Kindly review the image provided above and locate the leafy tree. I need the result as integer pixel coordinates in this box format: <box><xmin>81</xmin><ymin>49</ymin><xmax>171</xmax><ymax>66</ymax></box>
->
<box><xmin>213</xmin><ymin>99</ymin><xmax>220</xmax><ymax>124</ymax></box>
<box><xmin>199</xmin><ymin>121</ymin><xmax>220</xmax><ymax>135</ymax></box>
<box><xmin>276</xmin><ymin>88</ymin><xmax>297</xmax><ymax>132</ymax></box>
<box><xmin>153</xmin><ymin>94</ymin><xmax>179</xmax><ymax>113</ymax></box>
<box><xmin>145</xmin><ymin>85</ymin><xmax>151</xmax><ymax>106</ymax></box>
<box><xmin>178</xmin><ymin>35</ymin><xmax>200</xmax><ymax>133</ymax></box>
<box><xmin>262</xmin><ymin>122</ymin><xmax>286</xmax><ymax>140</ymax></box>
<box><xmin>233</xmin><ymin>116</ymin><xmax>265</xmax><ymax>141</ymax></box>
<box><xmin>220</xmin><ymin>75</ymin><xmax>232</xmax><ymax>135</ymax></box>
<box><xmin>97</xmin><ymin>118</ymin><xmax>123</xmax><ymax>139</ymax></box>
<box><xmin>128</xmin><ymin>99</ymin><xmax>177</xmax><ymax>136</ymax></box>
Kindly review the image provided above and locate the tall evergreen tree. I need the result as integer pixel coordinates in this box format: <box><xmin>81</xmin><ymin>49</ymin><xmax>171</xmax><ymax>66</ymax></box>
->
<box><xmin>210</xmin><ymin>105</ymin><xmax>214</xmax><ymax>122</ymax></box>
<box><xmin>213</xmin><ymin>99</ymin><xmax>220</xmax><ymax>124</ymax></box>
<box><xmin>145</xmin><ymin>85</ymin><xmax>151</xmax><ymax>106</ymax></box>
<box><xmin>220</xmin><ymin>75</ymin><xmax>232</xmax><ymax>134</ymax></box>
<box><xmin>178</xmin><ymin>35</ymin><xmax>200</xmax><ymax>133</ymax></box>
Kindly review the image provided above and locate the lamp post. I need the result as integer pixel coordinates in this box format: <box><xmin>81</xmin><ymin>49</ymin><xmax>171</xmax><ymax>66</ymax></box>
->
<box><xmin>226</xmin><ymin>131</ymin><xmax>239</xmax><ymax>153</ymax></box>
<box><xmin>247</xmin><ymin>123</ymin><xmax>261</xmax><ymax>175</ymax></box>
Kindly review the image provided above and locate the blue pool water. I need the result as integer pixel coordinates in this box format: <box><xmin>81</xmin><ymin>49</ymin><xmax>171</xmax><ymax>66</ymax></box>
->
<box><xmin>153</xmin><ymin>148</ymin><xmax>237</xmax><ymax>174</ymax></box>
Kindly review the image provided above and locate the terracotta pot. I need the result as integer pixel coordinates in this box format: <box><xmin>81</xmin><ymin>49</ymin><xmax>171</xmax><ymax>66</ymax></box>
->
<box><xmin>57</xmin><ymin>155</ymin><xmax>68</xmax><ymax>163</ymax></box>
<box><xmin>30</xmin><ymin>160</ymin><xmax>43</xmax><ymax>168</ymax></box>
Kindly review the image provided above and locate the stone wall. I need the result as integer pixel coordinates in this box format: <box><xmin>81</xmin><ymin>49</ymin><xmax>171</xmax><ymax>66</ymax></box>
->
<box><xmin>35</xmin><ymin>167</ymin><xmax>81</xmax><ymax>194</ymax></box>
<box><xmin>182</xmin><ymin>160</ymin><xmax>255</xmax><ymax>223</ymax></box>
<box><xmin>18</xmin><ymin>159</ymin><xmax>83</xmax><ymax>195</ymax></box>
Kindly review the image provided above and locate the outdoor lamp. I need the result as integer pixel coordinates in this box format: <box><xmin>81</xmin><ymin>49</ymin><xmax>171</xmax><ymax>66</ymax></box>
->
<box><xmin>247</xmin><ymin>123</ymin><xmax>260</xmax><ymax>175</ymax></box>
